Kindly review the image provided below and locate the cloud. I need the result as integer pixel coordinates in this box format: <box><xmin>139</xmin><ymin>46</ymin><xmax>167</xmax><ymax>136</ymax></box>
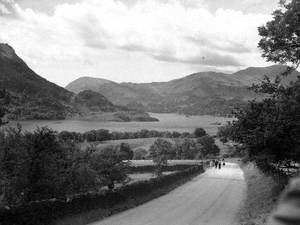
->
<box><xmin>153</xmin><ymin>51</ymin><xmax>243</xmax><ymax>67</ymax></box>
<box><xmin>186</xmin><ymin>36</ymin><xmax>251</xmax><ymax>54</ymax></box>
<box><xmin>0</xmin><ymin>0</ymin><xmax>19</xmax><ymax>17</ymax></box>
<box><xmin>0</xmin><ymin>0</ymin><xmax>272</xmax><ymax>82</ymax></box>
<box><xmin>49</xmin><ymin>0</ymin><xmax>268</xmax><ymax>67</ymax></box>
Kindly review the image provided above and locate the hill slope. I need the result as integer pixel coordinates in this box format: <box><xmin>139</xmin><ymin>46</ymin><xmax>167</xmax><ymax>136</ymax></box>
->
<box><xmin>0</xmin><ymin>43</ymin><xmax>157</xmax><ymax>121</ymax></box>
<box><xmin>0</xmin><ymin>43</ymin><xmax>75</xmax><ymax>119</ymax></box>
<box><xmin>66</xmin><ymin>66</ymin><xmax>299</xmax><ymax>116</ymax></box>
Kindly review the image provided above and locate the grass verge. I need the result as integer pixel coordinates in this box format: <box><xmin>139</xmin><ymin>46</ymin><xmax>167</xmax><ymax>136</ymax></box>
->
<box><xmin>237</xmin><ymin>162</ymin><xmax>287</xmax><ymax>225</ymax></box>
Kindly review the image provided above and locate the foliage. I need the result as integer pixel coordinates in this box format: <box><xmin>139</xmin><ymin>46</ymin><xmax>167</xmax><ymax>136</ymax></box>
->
<box><xmin>197</xmin><ymin>135</ymin><xmax>220</xmax><ymax>158</ymax></box>
<box><xmin>149</xmin><ymin>139</ymin><xmax>173</xmax><ymax>176</ymax></box>
<box><xmin>0</xmin><ymin>127</ymin><xmax>74</xmax><ymax>205</ymax></box>
<box><xmin>193</xmin><ymin>128</ymin><xmax>207</xmax><ymax>138</ymax></box>
<box><xmin>173</xmin><ymin>138</ymin><xmax>200</xmax><ymax>159</ymax></box>
<box><xmin>0</xmin><ymin>89</ymin><xmax>10</xmax><ymax>126</ymax></box>
<box><xmin>117</xmin><ymin>143</ymin><xmax>134</xmax><ymax>160</ymax></box>
<box><xmin>0</xmin><ymin>127</ymin><xmax>130</xmax><ymax>206</ymax></box>
<box><xmin>218</xmin><ymin>0</ymin><xmax>300</xmax><ymax>172</ymax></box>
<box><xmin>73</xmin><ymin>90</ymin><xmax>115</xmax><ymax>112</ymax></box>
<box><xmin>221</xmin><ymin>81</ymin><xmax>300</xmax><ymax>163</ymax></box>
<box><xmin>133</xmin><ymin>148</ymin><xmax>148</xmax><ymax>160</ymax></box>
<box><xmin>91</xmin><ymin>146</ymin><xmax>129</xmax><ymax>190</ymax></box>
<box><xmin>258</xmin><ymin>0</ymin><xmax>300</xmax><ymax>68</ymax></box>
<box><xmin>58</xmin><ymin>129</ymin><xmax>192</xmax><ymax>143</ymax></box>
<box><xmin>217</xmin><ymin>123</ymin><xmax>234</xmax><ymax>143</ymax></box>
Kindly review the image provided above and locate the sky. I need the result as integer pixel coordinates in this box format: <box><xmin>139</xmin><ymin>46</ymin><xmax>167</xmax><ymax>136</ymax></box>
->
<box><xmin>0</xmin><ymin>0</ymin><xmax>279</xmax><ymax>87</ymax></box>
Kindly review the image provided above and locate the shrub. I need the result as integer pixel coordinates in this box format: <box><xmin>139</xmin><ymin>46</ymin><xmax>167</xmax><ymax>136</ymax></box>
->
<box><xmin>133</xmin><ymin>148</ymin><xmax>148</xmax><ymax>160</ymax></box>
<box><xmin>197</xmin><ymin>135</ymin><xmax>220</xmax><ymax>158</ymax></box>
<box><xmin>149</xmin><ymin>139</ymin><xmax>173</xmax><ymax>176</ymax></box>
<box><xmin>117</xmin><ymin>143</ymin><xmax>134</xmax><ymax>160</ymax></box>
<box><xmin>194</xmin><ymin>128</ymin><xmax>207</xmax><ymax>138</ymax></box>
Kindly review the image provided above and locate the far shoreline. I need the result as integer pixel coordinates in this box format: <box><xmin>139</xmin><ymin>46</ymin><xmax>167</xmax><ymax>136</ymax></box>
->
<box><xmin>6</xmin><ymin>113</ymin><xmax>234</xmax><ymax>135</ymax></box>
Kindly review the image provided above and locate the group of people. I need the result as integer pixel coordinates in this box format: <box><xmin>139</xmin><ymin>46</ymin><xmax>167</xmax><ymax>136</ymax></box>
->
<box><xmin>210</xmin><ymin>158</ymin><xmax>225</xmax><ymax>169</ymax></box>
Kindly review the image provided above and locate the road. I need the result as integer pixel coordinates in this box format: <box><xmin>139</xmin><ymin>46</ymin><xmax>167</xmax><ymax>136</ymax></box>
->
<box><xmin>90</xmin><ymin>163</ymin><xmax>246</xmax><ymax>225</ymax></box>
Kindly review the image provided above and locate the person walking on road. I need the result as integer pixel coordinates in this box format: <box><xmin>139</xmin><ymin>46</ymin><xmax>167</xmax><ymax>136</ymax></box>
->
<box><xmin>218</xmin><ymin>161</ymin><xmax>221</xmax><ymax>169</ymax></box>
<box><xmin>210</xmin><ymin>160</ymin><xmax>214</xmax><ymax>168</ymax></box>
<box><xmin>215</xmin><ymin>160</ymin><xmax>218</xmax><ymax>169</ymax></box>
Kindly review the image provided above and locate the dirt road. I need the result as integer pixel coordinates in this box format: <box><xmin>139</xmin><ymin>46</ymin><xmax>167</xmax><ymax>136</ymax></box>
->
<box><xmin>90</xmin><ymin>163</ymin><xmax>246</xmax><ymax>225</ymax></box>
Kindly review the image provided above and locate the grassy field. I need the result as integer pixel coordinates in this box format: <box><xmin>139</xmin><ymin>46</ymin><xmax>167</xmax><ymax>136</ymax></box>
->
<box><xmin>97</xmin><ymin>138</ymin><xmax>165</xmax><ymax>151</ymax></box>
<box><xmin>128</xmin><ymin>171</ymin><xmax>176</xmax><ymax>183</ymax></box>
<box><xmin>78</xmin><ymin>138</ymin><xmax>175</xmax><ymax>152</ymax></box>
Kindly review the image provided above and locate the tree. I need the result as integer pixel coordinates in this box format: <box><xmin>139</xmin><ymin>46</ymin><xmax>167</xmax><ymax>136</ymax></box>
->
<box><xmin>0</xmin><ymin>127</ymin><xmax>104</xmax><ymax>205</ymax></box>
<box><xmin>172</xmin><ymin>131</ymin><xmax>181</xmax><ymax>138</ymax></box>
<box><xmin>133</xmin><ymin>148</ymin><xmax>148</xmax><ymax>160</ymax></box>
<box><xmin>217</xmin><ymin>123</ymin><xmax>233</xmax><ymax>143</ymax></box>
<box><xmin>258</xmin><ymin>0</ymin><xmax>300</xmax><ymax>69</ymax></box>
<box><xmin>95</xmin><ymin>129</ymin><xmax>111</xmax><ymax>141</ymax></box>
<box><xmin>23</xmin><ymin>127</ymin><xmax>81</xmax><ymax>201</ymax></box>
<box><xmin>219</xmin><ymin>0</ymin><xmax>300</xmax><ymax>171</ymax></box>
<box><xmin>194</xmin><ymin>128</ymin><xmax>207</xmax><ymax>138</ymax></box>
<box><xmin>0</xmin><ymin>89</ymin><xmax>10</xmax><ymax>126</ymax></box>
<box><xmin>92</xmin><ymin>146</ymin><xmax>129</xmax><ymax>189</ymax></box>
<box><xmin>117</xmin><ymin>143</ymin><xmax>134</xmax><ymax>160</ymax></box>
<box><xmin>197</xmin><ymin>135</ymin><xmax>220</xmax><ymax>158</ymax></box>
<box><xmin>149</xmin><ymin>139</ymin><xmax>172</xmax><ymax>176</ymax></box>
<box><xmin>174</xmin><ymin>138</ymin><xmax>198</xmax><ymax>159</ymax></box>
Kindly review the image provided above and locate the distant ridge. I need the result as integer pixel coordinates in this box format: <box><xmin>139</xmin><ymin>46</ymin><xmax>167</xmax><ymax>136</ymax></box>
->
<box><xmin>0</xmin><ymin>43</ymin><xmax>157</xmax><ymax>121</ymax></box>
<box><xmin>66</xmin><ymin>65</ymin><xmax>299</xmax><ymax>116</ymax></box>
<box><xmin>66</xmin><ymin>76</ymin><xmax>115</xmax><ymax>94</ymax></box>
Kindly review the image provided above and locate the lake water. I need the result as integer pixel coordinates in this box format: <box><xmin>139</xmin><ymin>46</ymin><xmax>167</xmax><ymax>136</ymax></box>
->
<box><xmin>10</xmin><ymin>113</ymin><xmax>234</xmax><ymax>135</ymax></box>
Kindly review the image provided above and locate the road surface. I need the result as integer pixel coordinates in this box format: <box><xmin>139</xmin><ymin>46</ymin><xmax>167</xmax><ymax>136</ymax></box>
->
<box><xmin>90</xmin><ymin>163</ymin><xmax>246</xmax><ymax>225</ymax></box>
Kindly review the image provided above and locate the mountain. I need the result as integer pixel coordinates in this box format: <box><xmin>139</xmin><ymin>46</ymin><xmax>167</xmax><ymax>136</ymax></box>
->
<box><xmin>0</xmin><ymin>43</ymin><xmax>75</xmax><ymax>119</ymax></box>
<box><xmin>66</xmin><ymin>65</ymin><xmax>300</xmax><ymax>116</ymax></box>
<box><xmin>72</xmin><ymin>90</ymin><xmax>116</xmax><ymax>113</ymax></box>
<box><xmin>0</xmin><ymin>43</ymin><xmax>157</xmax><ymax>121</ymax></box>
<box><xmin>66</xmin><ymin>77</ymin><xmax>115</xmax><ymax>93</ymax></box>
<box><xmin>71</xmin><ymin>90</ymin><xmax>158</xmax><ymax>122</ymax></box>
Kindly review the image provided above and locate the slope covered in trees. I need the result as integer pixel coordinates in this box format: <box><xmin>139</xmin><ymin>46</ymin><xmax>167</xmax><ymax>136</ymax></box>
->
<box><xmin>66</xmin><ymin>65</ymin><xmax>300</xmax><ymax>116</ymax></box>
<box><xmin>0</xmin><ymin>44</ymin><xmax>156</xmax><ymax>121</ymax></box>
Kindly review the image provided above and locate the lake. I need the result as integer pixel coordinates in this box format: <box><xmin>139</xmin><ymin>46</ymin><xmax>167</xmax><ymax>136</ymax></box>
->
<box><xmin>10</xmin><ymin>113</ymin><xmax>234</xmax><ymax>135</ymax></box>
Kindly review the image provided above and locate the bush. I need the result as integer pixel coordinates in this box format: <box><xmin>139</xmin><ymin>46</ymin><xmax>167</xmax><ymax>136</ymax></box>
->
<box><xmin>0</xmin><ymin>127</ymin><xmax>130</xmax><ymax>206</ymax></box>
<box><xmin>149</xmin><ymin>139</ymin><xmax>173</xmax><ymax>176</ymax></box>
<box><xmin>92</xmin><ymin>146</ymin><xmax>129</xmax><ymax>190</ymax></box>
<box><xmin>133</xmin><ymin>148</ymin><xmax>148</xmax><ymax>160</ymax></box>
<box><xmin>117</xmin><ymin>143</ymin><xmax>134</xmax><ymax>160</ymax></box>
<box><xmin>58</xmin><ymin>129</ymin><xmax>192</xmax><ymax>143</ymax></box>
<box><xmin>194</xmin><ymin>128</ymin><xmax>207</xmax><ymax>138</ymax></box>
<box><xmin>197</xmin><ymin>135</ymin><xmax>220</xmax><ymax>158</ymax></box>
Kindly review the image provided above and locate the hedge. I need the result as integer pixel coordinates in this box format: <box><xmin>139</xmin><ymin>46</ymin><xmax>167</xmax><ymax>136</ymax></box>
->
<box><xmin>0</xmin><ymin>165</ymin><xmax>204</xmax><ymax>225</ymax></box>
<box><xmin>127</xmin><ymin>164</ymin><xmax>195</xmax><ymax>173</ymax></box>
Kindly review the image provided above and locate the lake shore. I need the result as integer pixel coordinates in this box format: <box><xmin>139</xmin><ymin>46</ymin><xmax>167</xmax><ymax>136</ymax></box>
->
<box><xmin>8</xmin><ymin>113</ymin><xmax>234</xmax><ymax>135</ymax></box>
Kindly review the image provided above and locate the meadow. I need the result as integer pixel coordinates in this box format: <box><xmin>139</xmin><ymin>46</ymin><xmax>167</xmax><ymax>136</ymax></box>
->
<box><xmin>94</xmin><ymin>138</ymin><xmax>172</xmax><ymax>152</ymax></box>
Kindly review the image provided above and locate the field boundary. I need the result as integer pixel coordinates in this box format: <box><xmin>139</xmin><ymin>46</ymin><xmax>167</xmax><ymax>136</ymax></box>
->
<box><xmin>0</xmin><ymin>165</ymin><xmax>204</xmax><ymax>225</ymax></box>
